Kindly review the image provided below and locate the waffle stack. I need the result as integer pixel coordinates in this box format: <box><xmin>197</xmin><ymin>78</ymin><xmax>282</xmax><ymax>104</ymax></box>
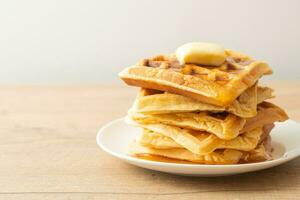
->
<box><xmin>119</xmin><ymin>42</ymin><xmax>288</xmax><ymax>164</ymax></box>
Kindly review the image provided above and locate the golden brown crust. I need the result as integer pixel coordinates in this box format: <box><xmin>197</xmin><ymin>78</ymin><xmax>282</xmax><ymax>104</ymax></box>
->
<box><xmin>131</xmin><ymin>84</ymin><xmax>273</xmax><ymax>118</ymax></box>
<box><xmin>130</xmin><ymin>111</ymin><xmax>246</xmax><ymax>140</ymax></box>
<box><xmin>129</xmin><ymin>141</ymin><xmax>243</xmax><ymax>164</ymax></box>
<box><xmin>119</xmin><ymin>50</ymin><xmax>272</xmax><ymax>106</ymax></box>
<box><xmin>139</xmin><ymin>127</ymin><xmax>264</xmax><ymax>153</ymax></box>
<box><xmin>240</xmin><ymin>136</ymin><xmax>272</xmax><ymax>163</ymax></box>
<box><xmin>121</xmin><ymin>76</ymin><xmax>224</xmax><ymax>106</ymax></box>
<box><xmin>129</xmin><ymin>101</ymin><xmax>288</xmax><ymax>140</ymax></box>
<box><xmin>241</xmin><ymin>102</ymin><xmax>289</xmax><ymax>133</ymax></box>
<box><xmin>130</xmin><ymin>139</ymin><xmax>272</xmax><ymax>164</ymax></box>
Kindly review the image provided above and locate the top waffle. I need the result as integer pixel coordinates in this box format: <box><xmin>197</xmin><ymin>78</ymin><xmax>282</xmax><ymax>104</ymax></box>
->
<box><xmin>119</xmin><ymin>49</ymin><xmax>272</xmax><ymax>106</ymax></box>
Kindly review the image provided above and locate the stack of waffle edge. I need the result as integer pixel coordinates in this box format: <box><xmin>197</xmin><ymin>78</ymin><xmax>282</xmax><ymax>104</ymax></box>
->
<box><xmin>120</xmin><ymin>49</ymin><xmax>289</xmax><ymax>165</ymax></box>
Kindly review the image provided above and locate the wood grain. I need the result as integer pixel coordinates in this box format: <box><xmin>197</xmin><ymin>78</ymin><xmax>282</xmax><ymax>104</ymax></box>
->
<box><xmin>0</xmin><ymin>81</ymin><xmax>299</xmax><ymax>200</ymax></box>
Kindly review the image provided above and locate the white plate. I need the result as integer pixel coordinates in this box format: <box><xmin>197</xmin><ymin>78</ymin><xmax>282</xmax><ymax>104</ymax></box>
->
<box><xmin>97</xmin><ymin>118</ymin><xmax>300</xmax><ymax>176</ymax></box>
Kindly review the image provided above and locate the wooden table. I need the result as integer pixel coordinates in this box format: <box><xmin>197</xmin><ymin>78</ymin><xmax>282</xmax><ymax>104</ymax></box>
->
<box><xmin>0</xmin><ymin>81</ymin><xmax>299</xmax><ymax>200</ymax></box>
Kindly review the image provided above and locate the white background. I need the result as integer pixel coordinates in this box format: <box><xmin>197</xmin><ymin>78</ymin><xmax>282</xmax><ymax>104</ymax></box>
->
<box><xmin>0</xmin><ymin>0</ymin><xmax>299</xmax><ymax>84</ymax></box>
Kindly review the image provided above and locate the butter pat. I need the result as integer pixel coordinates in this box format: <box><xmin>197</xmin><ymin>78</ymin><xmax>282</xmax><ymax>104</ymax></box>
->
<box><xmin>176</xmin><ymin>42</ymin><xmax>226</xmax><ymax>66</ymax></box>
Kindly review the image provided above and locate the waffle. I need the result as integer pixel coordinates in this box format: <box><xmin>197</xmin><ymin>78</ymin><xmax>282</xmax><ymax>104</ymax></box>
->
<box><xmin>241</xmin><ymin>135</ymin><xmax>272</xmax><ymax>162</ymax></box>
<box><xmin>130</xmin><ymin>102</ymin><xmax>288</xmax><ymax>140</ymax></box>
<box><xmin>129</xmin><ymin>141</ymin><xmax>243</xmax><ymax>164</ymax></box>
<box><xmin>119</xmin><ymin>50</ymin><xmax>272</xmax><ymax>106</ymax></box>
<box><xmin>130</xmin><ymin>84</ymin><xmax>273</xmax><ymax>118</ymax></box>
<box><xmin>130</xmin><ymin>136</ymin><xmax>271</xmax><ymax>164</ymax></box>
<box><xmin>242</xmin><ymin>102</ymin><xmax>289</xmax><ymax>132</ymax></box>
<box><xmin>138</xmin><ymin>127</ymin><xmax>265</xmax><ymax>153</ymax></box>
